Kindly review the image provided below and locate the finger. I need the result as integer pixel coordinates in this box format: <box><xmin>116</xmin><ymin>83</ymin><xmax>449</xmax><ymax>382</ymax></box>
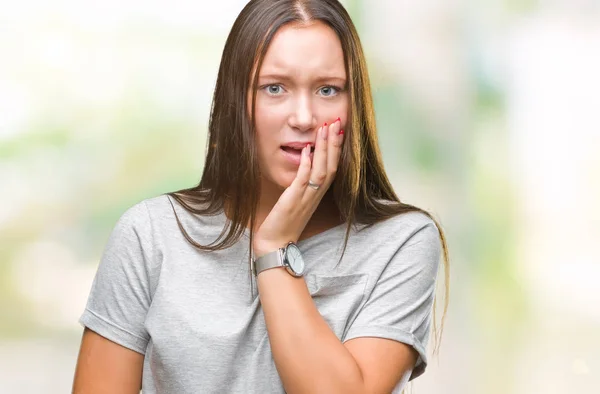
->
<box><xmin>327</xmin><ymin>118</ymin><xmax>343</xmax><ymax>176</ymax></box>
<box><xmin>290</xmin><ymin>141</ymin><xmax>313</xmax><ymax>192</ymax></box>
<box><xmin>308</xmin><ymin>122</ymin><xmax>329</xmax><ymax>191</ymax></box>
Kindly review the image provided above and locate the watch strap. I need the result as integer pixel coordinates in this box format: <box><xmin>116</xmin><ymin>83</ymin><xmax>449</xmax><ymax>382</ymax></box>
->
<box><xmin>252</xmin><ymin>248</ymin><xmax>284</xmax><ymax>276</ymax></box>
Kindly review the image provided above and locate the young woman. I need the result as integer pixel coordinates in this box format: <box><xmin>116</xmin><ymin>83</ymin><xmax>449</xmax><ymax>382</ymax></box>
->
<box><xmin>72</xmin><ymin>1</ymin><xmax>449</xmax><ymax>393</ymax></box>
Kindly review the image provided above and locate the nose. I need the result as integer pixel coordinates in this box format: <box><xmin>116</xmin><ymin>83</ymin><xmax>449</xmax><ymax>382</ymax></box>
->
<box><xmin>288</xmin><ymin>93</ymin><xmax>317</xmax><ymax>133</ymax></box>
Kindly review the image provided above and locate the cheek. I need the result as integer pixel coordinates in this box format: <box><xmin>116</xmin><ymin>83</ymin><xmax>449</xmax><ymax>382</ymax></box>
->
<box><xmin>340</xmin><ymin>96</ymin><xmax>350</xmax><ymax>124</ymax></box>
<box><xmin>322</xmin><ymin>95</ymin><xmax>350</xmax><ymax>127</ymax></box>
<box><xmin>255</xmin><ymin>100</ymin><xmax>285</xmax><ymax>124</ymax></box>
<box><xmin>254</xmin><ymin>102</ymin><xmax>286</xmax><ymax>149</ymax></box>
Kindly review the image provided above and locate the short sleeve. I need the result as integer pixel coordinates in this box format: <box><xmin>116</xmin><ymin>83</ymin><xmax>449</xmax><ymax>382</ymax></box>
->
<box><xmin>79</xmin><ymin>201</ymin><xmax>155</xmax><ymax>354</ymax></box>
<box><xmin>343</xmin><ymin>218</ymin><xmax>442</xmax><ymax>381</ymax></box>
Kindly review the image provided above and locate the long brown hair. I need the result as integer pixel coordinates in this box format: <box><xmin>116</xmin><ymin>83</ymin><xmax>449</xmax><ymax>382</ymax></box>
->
<box><xmin>166</xmin><ymin>0</ymin><xmax>449</xmax><ymax>370</ymax></box>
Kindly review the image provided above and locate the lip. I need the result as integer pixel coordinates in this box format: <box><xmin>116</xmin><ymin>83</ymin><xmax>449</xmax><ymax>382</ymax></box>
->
<box><xmin>280</xmin><ymin>146</ymin><xmax>313</xmax><ymax>166</ymax></box>
<box><xmin>281</xmin><ymin>141</ymin><xmax>315</xmax><ymax>150</ymax></box>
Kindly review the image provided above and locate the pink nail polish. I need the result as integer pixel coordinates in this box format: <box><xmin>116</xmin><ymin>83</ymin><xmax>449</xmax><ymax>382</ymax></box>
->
<box><xmin>336</xmin><ymin>117</ymin><xmax>341</xmax><ymax>122</ymax></box>
<box><xmin>338</xmin><ymin>129</ymin><xmax>344</xmax><ymax>135</ymax></box>
<box><xmin>324</xmin><ymin>122</ymin><xmax>327</xmax><ymax>126</ymax></box>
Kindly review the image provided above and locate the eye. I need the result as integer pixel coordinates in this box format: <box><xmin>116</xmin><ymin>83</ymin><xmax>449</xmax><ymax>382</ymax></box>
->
<box><xmin>263</xmin><ymin>84</ymin><xmax>285</xmax><ymax>96</ymax></box>
<box><xmin>318</xmin><ymin>86</ymin><xmax>340</xmax><ymax>97</ymax></box>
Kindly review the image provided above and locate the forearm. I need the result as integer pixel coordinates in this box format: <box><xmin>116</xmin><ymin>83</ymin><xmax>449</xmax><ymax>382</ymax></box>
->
<box><xmin>257</xmin><ymin>267</ymin><xmax>365</xmax><ymax>394</ymax></box>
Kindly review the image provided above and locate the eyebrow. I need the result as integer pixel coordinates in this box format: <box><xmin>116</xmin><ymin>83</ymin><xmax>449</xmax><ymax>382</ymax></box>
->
<box><xmin>258</xmin><ymin>73</ymin><xmax>347</xmax><ymax>85</ymax></box>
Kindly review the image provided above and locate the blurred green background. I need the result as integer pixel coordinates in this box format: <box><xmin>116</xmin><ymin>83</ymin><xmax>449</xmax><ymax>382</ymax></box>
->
<box><xmin>1</xmin><ymin>0</ymin><xmax>599</xmax><ymax>393</ymax></box>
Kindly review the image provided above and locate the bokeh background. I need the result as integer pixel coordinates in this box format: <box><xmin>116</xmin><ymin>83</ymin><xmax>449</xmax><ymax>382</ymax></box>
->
<box><xmin>1</xmin><ymin>0</ymin><xmax>599</xmax><ymax>393</ymax></box>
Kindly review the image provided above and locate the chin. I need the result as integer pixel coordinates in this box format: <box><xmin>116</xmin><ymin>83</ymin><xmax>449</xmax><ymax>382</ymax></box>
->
<box><xmin>277</xmin><ymin>176</ymin><xmax>295</xmax><ymax>190</ymax></box>
<box><xmin>270</xmin><ymin>172</ymin><xmax>295</xmax><ymax>191</ymax></box>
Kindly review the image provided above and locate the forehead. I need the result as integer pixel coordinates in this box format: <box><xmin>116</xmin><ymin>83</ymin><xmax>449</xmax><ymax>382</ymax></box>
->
<box><xmin>259</xmin><ymin>21</ymin><xmax>346</xmax><ymax>79</ymax></box>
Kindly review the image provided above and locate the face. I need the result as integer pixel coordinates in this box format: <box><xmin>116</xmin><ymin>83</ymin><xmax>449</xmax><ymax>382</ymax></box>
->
<box><xmin>250</xmin><ymin>21</ymin><xmax>349</xmax><ymax>192</ymax></box>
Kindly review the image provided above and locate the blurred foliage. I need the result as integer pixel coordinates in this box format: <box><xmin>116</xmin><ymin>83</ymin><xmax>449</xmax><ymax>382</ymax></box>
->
<box><xmin>2</xmin><ymin>1</ymin><xmax>599</xmax><ymax>393</ymax></box>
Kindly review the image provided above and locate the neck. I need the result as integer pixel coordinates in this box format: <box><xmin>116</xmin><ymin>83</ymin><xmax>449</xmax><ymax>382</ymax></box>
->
<box><xmin>254</xmin><ymin>178</ymin><xmax>284</xmax><ymax>231</ymax></box>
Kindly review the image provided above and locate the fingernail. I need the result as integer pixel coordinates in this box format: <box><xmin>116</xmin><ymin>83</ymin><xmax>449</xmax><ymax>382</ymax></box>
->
<box><xmin>324</xmin><ymin>122</ymin><xmax>327</xmax><ymax>127</ymax></box>
<box><xmin>336</xmin><ymin>117</ymin><xmax>340</xmax><ymax>123</ymax></box>
<box><xmin>338</xmin><ymin>129</ymin><xmax>344</xmax><ymax>135</ymax></box>
<box><xmin>321</xmin><ymin>126</ymin><xmax>328</xmax><ymax>140</ymax></box>
<box><xmin>304</xmin><ymin>144</ymin><xmax>310</xmax><ymax>156</ymax></box>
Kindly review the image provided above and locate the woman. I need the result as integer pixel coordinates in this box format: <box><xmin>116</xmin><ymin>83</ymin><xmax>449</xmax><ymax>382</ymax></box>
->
<box><xmin>73</xmin><ymin>0</ymin><xmax>449</xmax><ymax>393</ymax></box>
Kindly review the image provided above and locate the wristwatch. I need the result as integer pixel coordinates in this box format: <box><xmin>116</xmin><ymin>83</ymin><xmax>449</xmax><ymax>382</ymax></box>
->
<box><xmin>251</xmin><ymin>241</ymin><xmax>306</xmax><ymax>277</ymax></box>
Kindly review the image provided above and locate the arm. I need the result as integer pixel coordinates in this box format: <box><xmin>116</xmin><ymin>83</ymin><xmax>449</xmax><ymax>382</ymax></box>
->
<box><xmin>258</xmin><ymin>269</ymin><xmax>417</xmax><ymax>394</ymax></box>
<box><xmin>74</xmin><ymin>201</ymin><xmax>154</xmax><ymax>393</ymax></box>
<box><xmin>72</xmin><ymin>328</ymin><xmax>144</xmax><ymax>394</ymax></box>
<box><xmin>253</xmin><ymin>121</ymin><xmax>440</xmax><ymax>392</ymax></box>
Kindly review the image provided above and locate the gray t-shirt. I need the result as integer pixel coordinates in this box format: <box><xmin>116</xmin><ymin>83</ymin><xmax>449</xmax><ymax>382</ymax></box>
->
<box><xmin>79</xmin><ymin>193</ymin><xmax>442</xmax><ymax>393</ymax></box>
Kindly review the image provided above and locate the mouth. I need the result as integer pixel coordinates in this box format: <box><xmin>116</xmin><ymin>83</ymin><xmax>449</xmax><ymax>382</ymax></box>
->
<box><xmin>280</xmin><ymin>144</ymin><xmax>314</xmax><ymax>165</ymax></box>
<box><xmin>280</xmin><ymin>145</ymin><xmax>315</xmax><ymax>154</ymax></box>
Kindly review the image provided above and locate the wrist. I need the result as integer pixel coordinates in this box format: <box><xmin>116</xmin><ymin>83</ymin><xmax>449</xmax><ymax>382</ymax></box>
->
<box><xmin>253</xmin><ymin>241</ymin><xmax>284</xmax><ymax>259</ymax></box>
<box><xmin>252</xmin><ymin>241</ymin><xmax>306</xmax><ymax>278</ymax></box>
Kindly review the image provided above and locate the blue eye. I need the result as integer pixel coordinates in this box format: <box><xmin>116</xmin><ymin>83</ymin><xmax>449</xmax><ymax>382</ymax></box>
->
<box><xmin>319</xmin><ymin>86</ymin><xmax>339</xmax><ymax>97</ymax></box>
<box><xmin>264</xmin><ymin>84</ymin><xmax>284</xmax><ymax>95</ymax></box>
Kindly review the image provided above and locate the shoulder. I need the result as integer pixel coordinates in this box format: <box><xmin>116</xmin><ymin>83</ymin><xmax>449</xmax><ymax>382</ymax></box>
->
<box><xmin>354</xmin><ymin>208</ymin><xmax>442</xmax><ymax>274</ymax></box>
<box><xmin>142</xmin><ymin>193</ymin><xmax>176</xmax><ymax>217</ymax></box>
<box><xmin>102</xmin><ymin>199</ymin><xmax>156</xmax><ymax>259</ymax></box>
<box><xmin>128</xmin><ymin>193</ymin><xmax>184</xmax><ymax>231</ymax></box>
<box><xmin>102</xmin><ymin>197</ymin><xmax>166</xmax><ymax>288</ymax></box>
<box><xmin>358</xmin><ymin>208</ymin><xmax>441</xmax><ymax>249</ymax></box>
<box><xmin>111</xmin><ymin>199</ymin><xmax>151</xmax><ymax>234</ymax></box>
<box><xmin>141</xmin><ymin>193</ymin><xmax>213</xmax><ymax>222</ymax></box>
<box><xmin>135</xmin><ymin>193</ymin><xmax>230</xmax><ymax>245</ymax></box>
<box><xmin>108</xmin><ymin>194</ymin><xmax>172</xmax><ymax>246</ymax></box>
<box><xmin>387</xmin><ymin>211</ymin><xmax>441</xmax><ymax>248</ymax></box>
<box><xmin>114</xmin><ymin>193</ymin><xmax>175</xmax><ymax>228</ymax></box>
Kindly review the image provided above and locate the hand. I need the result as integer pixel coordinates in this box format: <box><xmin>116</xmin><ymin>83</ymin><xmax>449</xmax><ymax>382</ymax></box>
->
<box><xmin>253</xmin><ymin>118</ymin><xmax>345</xmax><ymax>257</ymax></box>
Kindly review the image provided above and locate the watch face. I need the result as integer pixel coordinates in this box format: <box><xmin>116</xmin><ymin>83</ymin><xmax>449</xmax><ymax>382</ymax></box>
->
<box><xmin>284</xmin><ymin>243</ymin><xmax>305</xmax><ymax>275</ymax></box>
